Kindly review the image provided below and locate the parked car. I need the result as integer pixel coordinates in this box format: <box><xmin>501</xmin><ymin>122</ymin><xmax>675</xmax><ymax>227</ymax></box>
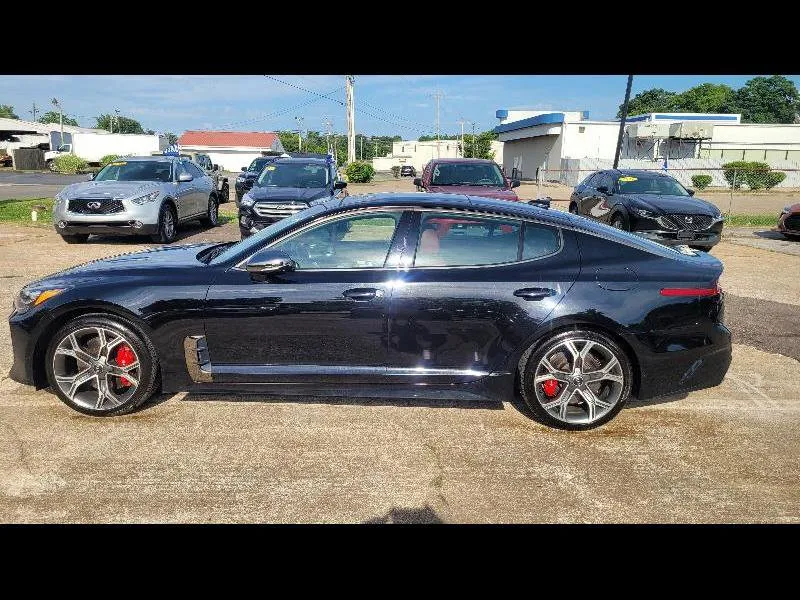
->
<box><xmin>235</xmin><ymin>156</ymin><xmax>280</xmax><ymax>205</ymax></box>
<box><xmin>52</xmin><ymin>155</ymin><xmax>219</xmax><ymax>244</ymax></box>
<box><xmin>183</xmin><ymin>152</ymin><xmax>230</xmax><ymax>204</ymax></box>
<box><xmin>10</xmin><ymin>193</ymin><xmax>731</xmax><ymax>430</ymax></box>
<box><xmin>569</xmin><ymin>169</ymin><xmax>724</xmax><ymax>250</ymax></box>
<box><xmin>400</xmin><ymin>165</ymin><xmax>416</xmax><ymax>177</ymax></box>
<box><xmin>238</xmin><ymin>157</ymin><xmax>346</xmax><ymax>238</ymax></box>
<box><xmin>777</xmin><ymin>203</ymin><xmax>800</xmax><ymax>240</ymax></box>
<box><xmin>414</xmin><ymin>158</ymin><xmax>520</xmax><ymax>202</ymax></box>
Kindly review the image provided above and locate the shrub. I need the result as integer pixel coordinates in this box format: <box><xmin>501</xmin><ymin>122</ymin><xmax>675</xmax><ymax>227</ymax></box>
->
<box><xmin>390</xmin><ymin>166</ymin><xmax>400</xmax><ymax>178</ymax></box>
<box><xmin>345</xmin><ymin>161</ymin><xmax>376</xmax><ymax>183</ymax></box>
<box><xmin>721</xmin><ymin>161</ymin><xmax>773</xmax><ymax>190</ymax></box>
<box><xmin>764</xmin><ymin>171</ymin><xmax>786</xmax><ymax>190</ymax></box>
<box><xmin>52</xmin><ymin>154</ymin><xmax>88</xmax><ymax>175</ymax></box>
<box><xmin>691</xmin><ymin>174</ymin><xmax>713</xmax><ymax>190</ymax></box>
<box><xmin>743</xmin><ymin>161</ymin><xmax>770</xmax><ymax>190</ymax></box>
<box><xmin>100</xmin><ymin>154</ymin><xmax>120</xmax><ymax>167</ymax></box>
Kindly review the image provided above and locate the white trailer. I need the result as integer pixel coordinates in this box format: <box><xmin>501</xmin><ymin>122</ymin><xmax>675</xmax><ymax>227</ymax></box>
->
<box><xmin>45</xmin><ymin>133</ymin><xmax>163</xmax><ymax>166</ymax></box>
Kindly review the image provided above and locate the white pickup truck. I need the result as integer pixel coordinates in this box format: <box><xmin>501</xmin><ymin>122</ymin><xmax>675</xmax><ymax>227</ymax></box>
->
<box><xmin>45</xmin><ymin>133</ymin><xmax>162</xmax><ymax>167</ymax></box>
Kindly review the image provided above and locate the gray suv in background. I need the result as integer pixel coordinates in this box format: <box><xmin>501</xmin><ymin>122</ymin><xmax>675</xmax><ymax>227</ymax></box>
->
<box><xmin>53</xmin><ymin>156</ymin><xmax>219</xmax><ymax>244</ymax></box>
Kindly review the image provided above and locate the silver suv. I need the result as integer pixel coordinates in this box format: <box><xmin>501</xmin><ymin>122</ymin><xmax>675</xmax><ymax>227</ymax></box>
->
<box><xmin>52</xmin><ymin>156</ymin><xmax>219</xmax><ymax>244</ymax></box>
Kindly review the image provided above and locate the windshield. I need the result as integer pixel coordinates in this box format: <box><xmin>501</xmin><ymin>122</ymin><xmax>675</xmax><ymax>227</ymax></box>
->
<box><xmin>256</xmin><ymin>162</ymin><xmax>329</xmax><ymax>188</ymax></box>
<box><xmin>247</xmin><ymin>157</ymin><xmax>273</xmax><ymax>173</ymax></box>
<box><xmin>616</xmin><ymin>174</ymin><xmax>689</xmax><ymax>196</ymax></box>
<box><xmin>430</xmin><ymin>162</ymin><xmax>505</xmax><ymax>187</ymax></box>
<box><xmin>210</xmin><ymin>204</ymin><xmax>326</xmax><ymax>265</ymax></box>
<box><xmin>95</xmin><ymin>160</ymin><xmax>172</xmax><ymax>183</ymax></box>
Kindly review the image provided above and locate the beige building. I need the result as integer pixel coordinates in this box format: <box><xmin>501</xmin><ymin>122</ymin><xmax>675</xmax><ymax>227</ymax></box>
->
<box><xmin>372</xmin><ymin>139</ymin><xmax>504</xmax><ymax>172</ymax></box>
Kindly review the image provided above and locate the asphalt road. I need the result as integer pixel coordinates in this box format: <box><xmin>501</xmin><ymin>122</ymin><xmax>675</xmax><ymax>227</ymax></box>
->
<box><xmin>0</xmin><ymin>202</ymin><xmax>798</xmax><ymax>523</ymax></box>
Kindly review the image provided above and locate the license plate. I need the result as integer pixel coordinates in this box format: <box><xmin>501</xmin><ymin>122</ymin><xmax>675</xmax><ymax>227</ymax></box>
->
<box><xmin>677</xmin><ymin>230</ymin><xmax>696</xmax><ymax>240</ymax></box>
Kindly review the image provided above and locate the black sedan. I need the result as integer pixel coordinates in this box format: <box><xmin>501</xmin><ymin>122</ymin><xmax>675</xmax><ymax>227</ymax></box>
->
<box><xmin>569</xmin><ymin>169</ymin><xmax>724</xmax><ymax>250</ymax></box>
<box><xmin>8</xmin><ymin>193</ymin><xmax>731</xmax><ymax>430</ymax></box>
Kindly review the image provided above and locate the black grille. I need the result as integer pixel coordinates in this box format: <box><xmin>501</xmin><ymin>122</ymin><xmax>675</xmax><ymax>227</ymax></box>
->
<box><xmin>785</xmin><ymin>214</ymin><xmax>800</xmax><ymax>231</ymax></box>
<box><xmin>667</xmin><ymin>214</ymin><xmax>714</xmax><ymax>231</ymax></box>
<box><xmin>69</xmin><ymin>199</ymin><xmax>125</xmax><ymax>214</ymax></box>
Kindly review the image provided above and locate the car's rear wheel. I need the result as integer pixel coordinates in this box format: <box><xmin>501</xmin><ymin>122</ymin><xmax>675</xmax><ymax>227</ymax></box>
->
<box><xmin>220</xmin><ymin>182</ymin><xmax>229</xmax><ymax>203</ymax></box>
<box><xmin>569</xmin><ymin>203</ymin><xmax>578</xmax><ymax>214</ymax></box>
<box><xmin>611</xmin><ymin>213</ymin><xmax>628</xmax><ymax>231</ymax></box>
<box><xmin>61</xmin><ymin>234</ymin><xmax>89</xmax><ymax>244</ymax></box>
<box><xmin>44</xmin><ymin>315</ymin><xmax>160</xmax><ymax>416</ymax></box>
<box><xmin>519</xmin><ymin>330</ymin><xmax>633</xmax><ymax>430</ymax></box>
<box><xmin>151</xmin><ymin>203</ymin><xmax>177</xmax><ymax>243</ymax></box>
<box><xmin>201</xmin><ymin>196</ymin><xmax>219</xmax><ymax>227</ymax></box>
<box><xmin>782</xmin><ymin>233</ymin><xmax>800</xmax><ymax>241</ymax></box>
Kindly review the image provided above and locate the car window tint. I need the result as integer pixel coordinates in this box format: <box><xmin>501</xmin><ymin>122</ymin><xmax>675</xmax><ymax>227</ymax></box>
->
<box><xmin>522</xmin><ymin>222</ymin><xmax>561</xmax><ymax>260</ymax></box>
<box><xmin>414</xmin><ymin>212</ymin><xmax>521</xmax><ymax>267</ymax></box>
<box><xmin>579</xmin><ymin>172</ymin><xmax>599</xmax><ymax>188</ymax></box>
<box><xmin>271</xmin><ymin>212</ymin><xmax>402</xmax><ymax>270</ymax></box>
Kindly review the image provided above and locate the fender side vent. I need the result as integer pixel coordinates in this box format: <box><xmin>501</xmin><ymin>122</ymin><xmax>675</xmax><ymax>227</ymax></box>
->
<box><xmin>184</xmin><ymin>335</ymin><xmax>213</xmax><ymax>383</ymax></box>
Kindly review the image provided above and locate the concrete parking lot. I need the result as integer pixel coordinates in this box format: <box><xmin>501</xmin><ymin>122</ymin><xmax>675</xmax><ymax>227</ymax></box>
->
<box><xmin>0</xmin><ymin>177</ymin><xmax>798</xmax><ymax>523</ymax></box>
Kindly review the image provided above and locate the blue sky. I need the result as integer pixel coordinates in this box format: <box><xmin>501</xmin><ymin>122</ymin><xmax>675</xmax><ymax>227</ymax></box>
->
<box><xmin>2</xmin><ymin>75</ymin><xmax>797</xmax><ymax>138</ymax></box>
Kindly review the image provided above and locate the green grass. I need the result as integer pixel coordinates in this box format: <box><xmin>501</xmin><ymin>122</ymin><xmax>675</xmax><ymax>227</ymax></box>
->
<box><xmin>724</xmin><ymin>213</ymin><xmax>777</xmax><ymax>227</ymax></box>
<box><xmin>0</xmin><ymin>198</ymin><xmax>54</xmax><ymax>226</ymax></box>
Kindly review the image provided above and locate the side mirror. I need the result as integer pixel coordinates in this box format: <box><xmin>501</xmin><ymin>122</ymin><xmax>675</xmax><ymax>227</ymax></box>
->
<box><xmin>241</xmin><ymin>167</ymin><xmax>247</xmax><ymax>171</ymax></box>
<box><xmin>596</xmin><ymin>185</ymin><xmax>610</xmax><ymax>195</ymax></box>
<box><xmin>413</xmin><ymin>177</ymin><xmax>423</xmax><ymax>188</ymax></box>
<box><xmin>334</xmin><ymin>181</ymin><xmax>347</xmax><ymax>190</ymax></box>
<box><xmin>213</xmin><ymin>164</ymin><xmax>219</xmax><ymax>171</ymax></box>
<box><xmin>687</xmin><ymin>188</ymin><xmax>695</xmax><ymax>196</ymax></box>
<box><xmin>245</xmin><ymin>249</ymin><xmax>297</xmax><ymax>275</ymax></box>
<box><xmin>510</xmin><ymin>179</ymin><xmax>521</xmax><ymax>189</ymax></box>
<box><xmin>177</xmin><ymin>172</ymin><xmax>193</xmax><ymax>182</ymax></box>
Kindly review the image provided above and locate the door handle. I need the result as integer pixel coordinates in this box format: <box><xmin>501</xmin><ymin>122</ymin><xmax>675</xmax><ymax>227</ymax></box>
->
<box><xmin>514</xmin><ymin>287</ymin><xmax>556</xmax><ymax>301</ymax></box>
<box><xmin>343</xmin><ymin>288</ymin><xmax>384</xmax><ymax>301</ymax></box>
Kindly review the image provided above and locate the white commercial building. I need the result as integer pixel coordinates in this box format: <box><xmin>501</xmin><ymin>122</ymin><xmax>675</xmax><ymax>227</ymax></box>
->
<box><xmin>372</xmin><ymin>139</ymin><xmax>504</xmax><ymax>172</ymax></box>
<box><xmin>494</xmin><ymin>109</ymin><xmax>800</xmax><ymax>183</ymax></box>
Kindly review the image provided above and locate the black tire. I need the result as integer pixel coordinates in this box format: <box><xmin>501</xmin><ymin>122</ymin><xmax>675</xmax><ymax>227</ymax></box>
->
<box><xmin>44</xmin><ymin>314</ymin><xmax>160</xmax><ymax>417</ymax></box>
<box><xmin>61</xmin><ymin>234</ymin><xmax>89</xmax><ymax>244</ymax></box>
<box><xmin>220</xmin><ymin>182</ymin><xmax>229</xmax><ymax>203</ymax></box>
<box><xmin>611</xmin><ymin>213</ymin><xmax>628</xmax><ymax>231</ymax></box>
<box><xmin>235</xmin><ymin>193</ymin><xmax>242</xmax><ymax>208</ymax></box>
<box><xmin>782</xmin><ymin>233</ymin><xmax>800</xmax><ymax>241</ymax></box>
<box><xmin>569</xmin><ymin>202</ymin><xmax>579</xmax><ymax>214</ymax></box>
<box><xmin>519</xmin><ymin>329</ymin><xmax>633</xmax><ymax>431</ymax></box>
<box><xmin>200</xmin><ymin>195</ymin><xmax>219</xmax><ymax>227</ymax></box>
<box><xmin>151</xmin><ymin>203</ymin><xmax>177</xmax><ymax>244</ymax></box>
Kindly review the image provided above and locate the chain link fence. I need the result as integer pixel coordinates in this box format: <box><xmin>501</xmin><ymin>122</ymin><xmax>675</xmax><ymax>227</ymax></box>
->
<box><xmin>526</xmin><ymin>159</ymin><xmax>799</xmax><ymax>216</ymax></box>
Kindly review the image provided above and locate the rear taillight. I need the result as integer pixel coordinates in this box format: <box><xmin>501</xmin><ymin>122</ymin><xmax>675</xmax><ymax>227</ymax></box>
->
<box><xmin>660</xmin><ymin>281</ymin><xmax>721</xmax><ymax>297</ymax></box>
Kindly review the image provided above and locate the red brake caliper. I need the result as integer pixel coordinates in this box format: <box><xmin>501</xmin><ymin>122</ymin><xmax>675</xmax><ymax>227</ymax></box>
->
<box><xmin>115</xmin><ymin>344</ymin><xmax>136</xmax><ymax>387</ymax></box>
<box><xmin>541</xmin><ymin>378</ymin><xmax>559</xmax><ymax>398</ymax></box>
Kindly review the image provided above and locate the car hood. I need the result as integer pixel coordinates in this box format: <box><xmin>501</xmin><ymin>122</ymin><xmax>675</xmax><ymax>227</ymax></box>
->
<box><xmin>426</xmin><ymin>185</ymin><xmax>519</xmax><ymax>202</ymax></box>
<box><xmin>31</xmin><ymin>243</ymin><xmax>216</xmax><ymax>287</ymax></box>
<box><xmin>624</xmin><ymin>194</ymin><xmax>718</xmax><ymax>215</ymax></box>
<box><xmin>248</xmin><ymin>186</ymin><xmax>330</xmax><ymax>203</ymax></box>
<box><xmin>59</xmin><ymin>180</ymin><xmax>162</xmax><ymax>200</ymax></box>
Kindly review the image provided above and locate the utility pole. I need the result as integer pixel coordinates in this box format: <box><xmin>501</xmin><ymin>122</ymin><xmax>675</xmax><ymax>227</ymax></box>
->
<box><xmin>470</xmin><ymin>122</ymin><xmax>476</xmax><ymax>158</ymax></box>
<box><xmin>457</xmin><ymin>118</ymin><xmax>468</xmax><ymax>158</ymax></box>
<box><xmin>30</xmin><ymin>102</ymin><xmax>38</xmax><ymax>122</ymax></box>
<box><xmin>295</xmin><ymin>116</ymin><xmax>304</xmax><ymax>152</ymax></box>
<box><xmin>431</xmin><ymin>90</ymin><xmax>444</xmax><ymax>158</ymax></box>
<box><xmin>323</xmin><ymin>117</ymin><xmax>334</xmax><ymax>155</ymax></box>
<box><xmin>614</xmin><ymin>75</ymin><xmax>634</xmax><ymax>169</ymax></box>
<box><xmin>345</xmin><ymin>75</ymin><xmax>356</xmax><ymax>163</ymax></box>
<box><xmin>360</xmin><ymin>135</ymin><xmax>363</xmax><ymax>160</ymax></box>
<box><xmin>51</xmin><ymin>98</ymin><xmax>63</xmax><ymax>148</ymax></box>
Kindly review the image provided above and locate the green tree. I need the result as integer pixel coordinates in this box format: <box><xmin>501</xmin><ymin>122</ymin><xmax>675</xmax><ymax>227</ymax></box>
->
<box><xmin>618</xmin><ymin>88</ymin><xmax>679</xmax><ymax>118</ymax></box>
<box><xmin>731</xmin><ymin>75</ymin><xmax>800</xmax><ymax>123</ymax></box>
<box><xmin>38</xmin><ymin>111</ymin><xmax>79</xmax><ymax>126</ymax></box>
<box><xmin>0</xmin><ymin>104</ymin><xmax>18</xmax><ymax>119</ymax></box>
<box><xmin>95</xmin><ymin>113</ymin><xmax>145</xmax><ymax>134</ymax></box>
<box><xmin>676</xmin><ymin>83</ymin><xmax>735</xmax><ymax>113</ymax></box>
<box><xmin>164</xmin><ymin>132</ymin><xmax>179</xmax><ymax>145</ymax></box>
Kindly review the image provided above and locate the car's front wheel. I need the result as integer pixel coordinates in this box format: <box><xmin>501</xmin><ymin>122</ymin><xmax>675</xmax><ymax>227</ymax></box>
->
<box><xmin>201</xmin><ymin>196</ymin><xmax>219</xmax><ymax>227</ymax></box>
<box><xmin>569</xmin><ymin>202</ymin><xmax>579</xmax><ymax>214</ymax></box>
<box><xmin>44</xmin><ymin>315</ymin><xmax>160</xmax><ymax>416</ymax></box>
<box><xmin>519</xmin><ymin>330</ymin><xmax>633</xmax><ymax>430</ymax></box>
<box><xmin>220</xmin><ymin>182</ymin><xmax>229</xmax><ymax>203</ymax></box>
<box><xmin>151</xmin><ymin>203</ymin><xmax>177</xmax><ymax>244</ymax></box>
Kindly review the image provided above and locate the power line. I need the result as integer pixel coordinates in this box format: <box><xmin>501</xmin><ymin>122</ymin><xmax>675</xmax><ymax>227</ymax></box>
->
<box><xmin>264</xmin><ymin>75</ymin><xmax>345</xmax><ymax>106</ymax></box>
<box><xmin>210</xmin><ymin>88</ymin><xmax>344</xmax><ymax>130</ymax></box>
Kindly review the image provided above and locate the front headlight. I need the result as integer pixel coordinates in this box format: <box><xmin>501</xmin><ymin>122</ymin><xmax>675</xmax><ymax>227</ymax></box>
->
<box><xmin>240</xmin><ymin>194</ymin><xmax>255</xmax><ymax>208</ymax></box>
<box><xmin>130</xmin><ymin>191</ymin><xmax>160</xmax><ymax>205</ymax></box>
<box><xmin>634</xmin><ymin>208</ymin><xmax>656</xmax><ymax>218</ymax></box>
<box><xmin>14</xmin><ymin>287</ymin><xmax>64</xmax><ymax>313</ymax></box>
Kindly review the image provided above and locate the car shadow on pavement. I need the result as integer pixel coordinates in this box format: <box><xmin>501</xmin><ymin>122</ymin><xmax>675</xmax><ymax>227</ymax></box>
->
<box><xmin>363</xmin><ymin>503</ymin><xmax>445</xmax><ymax>524</ymax></box>
<box><xmin>752</xmin><ymin>230</ymin><xmax>785</xmax><ymax>240</ymax></box>
<box><xmin>81</xmin><ymin>219</ymin><xmax>230</xmax><ymax>245</ymax></box>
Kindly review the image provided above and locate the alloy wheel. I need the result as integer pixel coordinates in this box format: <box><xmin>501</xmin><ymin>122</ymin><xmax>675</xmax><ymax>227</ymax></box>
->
<box><xmin>164</xmin><ymin>210</ymin><xmax>175</xmax><ymax>239</ymax></box>
<box><xmin>52</xmin><ymin>326</ymin><xmax>141</xmax><ymax>411</ymax></box>
<box><xmin>209</xmin><ymin>200</ymin><xmax>218</xmax><ymax>225</ymax></box>
<box><xmin>532</xmin><ymin>338</ymin><xmax>625</xmax><ymax>425</ymax></box>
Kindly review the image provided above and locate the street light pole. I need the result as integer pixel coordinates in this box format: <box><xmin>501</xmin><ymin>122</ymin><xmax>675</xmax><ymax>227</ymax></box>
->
<box><xmin>613</xmin><ymin>75</ymin><xmax>634</xmax><ymax>169</ymax></box>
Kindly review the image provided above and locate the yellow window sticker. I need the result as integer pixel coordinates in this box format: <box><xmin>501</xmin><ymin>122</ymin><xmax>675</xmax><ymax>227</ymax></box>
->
<box><xmin>266</xmin><ymin>165</ymin><xmax>276</xmax><ymax>171</ymax></box>
<box><xmin>618</xmin><ymin>176</ymin><xmax>637</xmax><ymax>182</ymax></box>
<box><xmin>111</xmin><ymin>161</ymin><xmax>127</xmax><ymax>166</ymax></box>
